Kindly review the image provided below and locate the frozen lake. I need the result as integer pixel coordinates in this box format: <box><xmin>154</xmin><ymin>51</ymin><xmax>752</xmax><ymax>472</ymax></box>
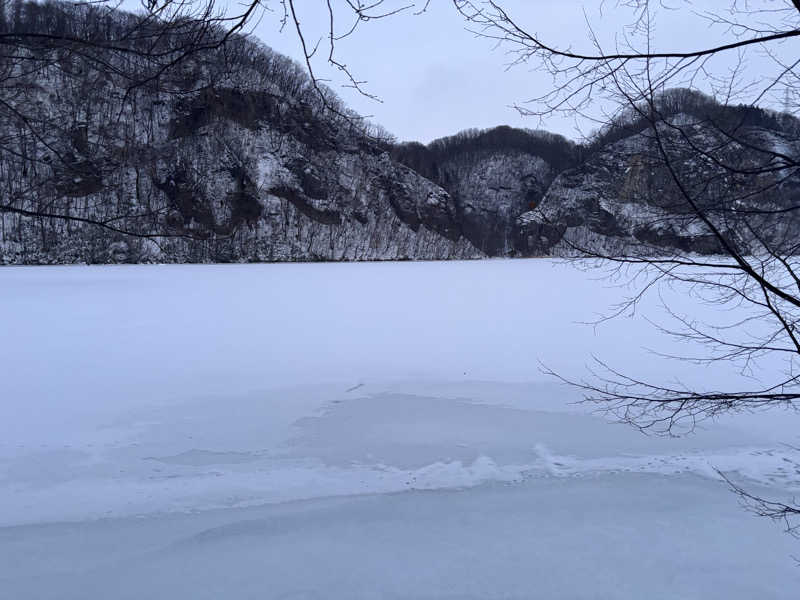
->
<box><xmin>1</xmin><ymin>259</ymin><xmax>799</xmax><ymax>599</ymax></box>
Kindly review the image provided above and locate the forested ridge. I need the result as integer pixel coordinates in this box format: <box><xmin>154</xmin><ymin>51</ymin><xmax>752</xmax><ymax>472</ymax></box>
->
<box><xmin>2</xmin><ymin>1</ymin><xmax>799</xmax><ymax>263</ymax></box>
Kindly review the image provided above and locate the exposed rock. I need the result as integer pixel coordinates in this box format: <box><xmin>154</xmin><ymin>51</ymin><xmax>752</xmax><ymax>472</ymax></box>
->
<box><xmin>516</xmin><ymin>121</ymin><xmax>800</xmax><ymax>257</ymax></box>
<box><xmin>0</xmin><ymin>4</ymin><xmax>480</xmax><ymax>265</ymax></box>
<box><xmin>439</xmin><ymin>151</ymin><xmax>553</xmax><ymax>255</ymax></box>
<box><xmin>3</xmin><ymin>3</ymin><xmax>800</xmax><ymax>265</ymax></box>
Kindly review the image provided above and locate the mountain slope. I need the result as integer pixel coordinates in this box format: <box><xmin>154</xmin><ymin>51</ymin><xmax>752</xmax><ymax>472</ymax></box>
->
<box><xmin>0</xmin><ymin>2</ymin><xmax>480</xmax><ymax>264</ymax></box>
<box><xmin>2</xmin><ymin>3</ymin><xmax>798</xmax><ymax>264</ymax></box>
<box><xmin>392</xmin><ymin>127</ymin><xmax>577</xmax><ymax>256</ymax></box>
<box><xmin>517</xmin><ymin>97</ymin><xmax>800</xmax><ymax>257</ymax></box>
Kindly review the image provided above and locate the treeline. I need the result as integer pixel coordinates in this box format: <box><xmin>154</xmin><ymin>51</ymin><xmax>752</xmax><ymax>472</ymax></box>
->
<box><xmin>391</xmin><ymin>89</ymin><xmax>800</xmax><ymax>190</ymax></box>
<box><xmin>390</xmin><ymin>125</ymin><xmax>578</xmax><ymax>183</ymax></box>
<box><xmin>1</xmin><ymin>0</ymin><xmax>128</xmax><ymax>36</ymax></box>
<box><xmin>0</xmin><ymin>0</ymin><xmax>387</xmax><ymax>144</ymax></box>
<box><xmin>588</xmin><ymin>88</ymin><xmax>800</xmax><ymax>151</ymax></box>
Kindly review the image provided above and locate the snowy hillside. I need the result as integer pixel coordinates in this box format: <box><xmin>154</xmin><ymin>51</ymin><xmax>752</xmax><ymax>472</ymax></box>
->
<box><xmin>0</xmin><ymin>2</ymin><xmax>480</xmax><ymax>264</ymax></box>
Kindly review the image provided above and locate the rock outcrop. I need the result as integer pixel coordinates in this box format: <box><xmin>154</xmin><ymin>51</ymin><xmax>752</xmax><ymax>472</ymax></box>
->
<box><xmin>2</xmin><ymin>3</ymin><xmax>798</xmax><ymax>264</ymax></box>
<box><xmin>0</xmin><ymin>4</ymin><xmax>480</xmax><ymax>265</ymax></box>
<box><xmin>516</xmin><ymin>114</ymin><xmax>800</xmax><ymax>257</ymax></box>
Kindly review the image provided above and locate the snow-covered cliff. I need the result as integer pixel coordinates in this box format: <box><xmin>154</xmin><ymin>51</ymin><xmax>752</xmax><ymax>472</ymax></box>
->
<box><xmin>517</xmin><ymin>112</ymin><xmax>800</xmax><ymax>257</ymax></box>
<box><xmin>0</xmin><ymin>4</ymin><xmax>481</xmax><ymax>264</ymax></box>
<box><xmin>2</xmin><ymin>4</ymin><xmax>798</xmax><ymax>264</ymax></box>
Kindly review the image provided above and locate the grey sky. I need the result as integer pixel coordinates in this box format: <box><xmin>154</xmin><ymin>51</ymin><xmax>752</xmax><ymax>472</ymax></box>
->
<box><xmin>258</xmin><ymin>1</ymin><xmax>620</xmax><ymax>142</ymax></box>
<box><xmin>122</xmin><ymin>1</ymin><xmax>800</xmax><ymax>143</ymax></box>
<box><xmin>253</xmin><ymin>1</ymin><xmax>799</xmax><ymax>143</ymax></box>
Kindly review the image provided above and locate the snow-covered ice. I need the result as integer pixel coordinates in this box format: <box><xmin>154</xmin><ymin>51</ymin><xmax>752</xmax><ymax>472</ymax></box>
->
<box><xmin>1</xmin><ymin>259</ymin><xmax>799</xmax><ymax>598</ymax></box>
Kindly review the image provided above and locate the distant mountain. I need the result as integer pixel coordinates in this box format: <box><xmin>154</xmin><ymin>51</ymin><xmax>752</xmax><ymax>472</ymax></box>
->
<box><xmin>1</xmin><ymin>2</ymin><xmax>798</xmax><ymax>264</ymax></box>
<box><xmin>516</xmin><ymin>90</ymin><xmax>800</xmax><ymax>257</ymax></box>
<box><xmin>391</xmin><ymin>127</ymin><xmax>578</xmax><ymax>256</ymax></box>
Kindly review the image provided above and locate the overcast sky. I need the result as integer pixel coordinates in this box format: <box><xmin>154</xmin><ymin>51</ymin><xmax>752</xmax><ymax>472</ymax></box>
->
<box><xmin>122</xmin><ymin>1</ymin><xmax>800</xmax><ymax>144</ymax></box>
<box><xmin>250</xmin><ymin>1</ymin><xmax>800</xmax><ymax>144</ymax></box>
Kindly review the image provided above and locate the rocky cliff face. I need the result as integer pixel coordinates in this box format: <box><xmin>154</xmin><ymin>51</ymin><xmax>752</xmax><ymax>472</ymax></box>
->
<box><xmin>1</xmin><ymin>107</ymin><xmax>480</xmax><ymax>264</ymax></box>
<box><xmin>433</xmin><ymin>151</ymin><xmax>553</xmax><ymax>256</ymax></box>
<box><xmin>0</xmin><ymin>5</ymin><xmax>480</xmax><ymax>265</ymax></box>
<box><xmin>390</xmin><ymin>127</ymin><xmax>576</xmax><ymax>257</ymax></box>
<box><xmin>516</xmin><ymin>115</ymin><xmax>800</xmax><ymax>257</ymax></box>
<box><xmin>2</xmin><ymin>4</ymin><xmax>798</xmax><ymax>264</ymax></box>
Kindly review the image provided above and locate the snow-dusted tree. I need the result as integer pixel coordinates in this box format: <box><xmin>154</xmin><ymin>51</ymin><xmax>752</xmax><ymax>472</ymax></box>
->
<box><xmin>0</xmin><ymin>0</ymin><xmax>264</xmax><ymax>241</ymax></box>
